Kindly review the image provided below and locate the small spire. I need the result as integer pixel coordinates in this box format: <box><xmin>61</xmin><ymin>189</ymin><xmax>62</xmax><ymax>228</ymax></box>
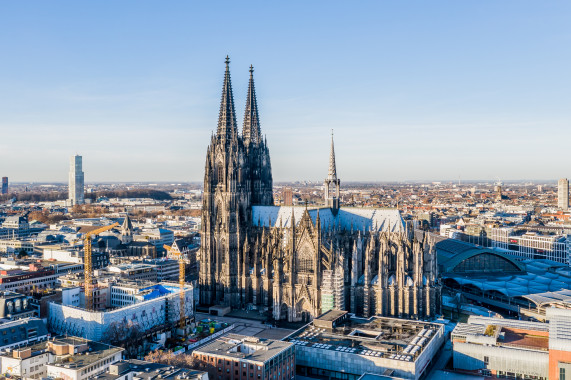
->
<box><xmin>328</xmin><ymin>130</ymin><xmax>337</xmax><ymax>180</ymax></box>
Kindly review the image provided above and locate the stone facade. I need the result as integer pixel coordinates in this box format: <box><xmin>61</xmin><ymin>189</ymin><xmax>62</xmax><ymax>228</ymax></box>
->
<box><xmin>200</xmin><ymin>58</ymin><xmax>441</xmax><ymax>322</ymax></box>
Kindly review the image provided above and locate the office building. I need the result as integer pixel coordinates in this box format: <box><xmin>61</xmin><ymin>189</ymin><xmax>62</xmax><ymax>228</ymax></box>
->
<box><xmin>43</xmin><ymin>246</ymin><xmax>109</xmax><ymax>269</ymax></box>
<box><xmin>193</xmin><ymin>334</ymin><xmax>294</xmax><ymax>380</ymax></box>
<box><xmin>284</xmin><ymin>310</ymin><xmax>445</xmax><ymax>380</ymax></box>
<box><xmin>0</xmin><ymin>266</ymin><xmax>58</xmax><ymax>293</ymax></box>
<box><xmin>1</xmin><ymin>215</ymin><xmax>30</xmax><ymax>238</ymax></box>
<box><xmin>68</xmin><ymin>154</ymin><xmax>85</xmax><ymax>206</ymax></box>
<box><xmin>107</xmin><ymin>263</ymin><xmax>158</xmax><ymax>282</ymax></box>
<box><xmin>101</xmin><ymin>360</ymin><xmax>208</xmax><ymax>380</ymax></box>
<box><xmin>559</xmin><ymin>178</ymin><xmax>569</xmax><ymax>211</ymax></box>
<box><xmin>1</xmin><ymin>177</ymin><xmax>7</xmax><ymax>194</ymax></box>
<box><xmin>452</xmin><ymin>308</ymin><xmax>571</xmax><ymax>380</ymax></box>
<box><xmin>0</xmin><ymin>318</ymin><xmax>49</xmax><ymax>351</ymax></box>
<box><xmin>0</xmin><ymin>337</ymin><xmax>123</xmax><ymax>380</ymax></box>
<box><xmin>489</xmin><ymin>227</ymin><xmax>570</xmax><ymax>264</ymax></box>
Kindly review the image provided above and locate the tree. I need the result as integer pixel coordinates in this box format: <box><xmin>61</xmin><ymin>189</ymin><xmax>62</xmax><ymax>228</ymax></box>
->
<box><xmin>143</xmin><ymin>350</ymin><xmax>196</xmax><ymax>369</ymax></box>
<box><xmin>102</xmin><ymin>320</ymin><xmax>143</xmax><ymax>345</ymax></box>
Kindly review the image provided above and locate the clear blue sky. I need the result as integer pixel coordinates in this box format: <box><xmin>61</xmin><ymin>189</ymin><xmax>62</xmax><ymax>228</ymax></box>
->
<box><xmin>0</xmin><ymin>1</ymin><xmax>570</xmax><ymax>183</ymax></box>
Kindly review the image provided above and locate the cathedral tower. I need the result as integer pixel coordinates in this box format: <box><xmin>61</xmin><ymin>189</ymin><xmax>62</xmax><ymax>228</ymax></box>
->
<box><xmin>243</xmin><ymin>65</ymin><xmax>273</xmax><ymax>206</ymax></box>
<box><xmin>200</xmin><ymin>57</ymin><xmax>273</xmax><ymax>308</ymax></box>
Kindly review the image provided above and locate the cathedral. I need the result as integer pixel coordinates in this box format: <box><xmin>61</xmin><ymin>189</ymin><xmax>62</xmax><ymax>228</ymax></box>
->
<box><xmin>199</xmin><ymin>57</ymin><xmax>441</xmax><ymax>322</ymax></box>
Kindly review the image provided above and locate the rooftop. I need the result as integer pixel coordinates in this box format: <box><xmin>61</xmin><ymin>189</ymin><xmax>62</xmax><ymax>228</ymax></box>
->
<box><xmin>316</xmin><ymin>309</ymin><xmax>347</xmax><ymax>322</ymax></box>
<box><xmin>285</xmin><ymin>315</ymin><xmax>442</xmax><ymax>363</ymax></box>
<box><xmin>194</xmin><ymin>334</ymin><xmax>293</xmax><ymax>364</ymax></box>
<box><xmin>49</xmin><ymin>337</ymin><xmax>123</xmax><ymax>369</ymax></box>
<box><xmin>96</xmin><ymin>359</ymin><xmax>206</xmax><ymax>380</ymax></box>
<box><xmin>502</xmin><ymin>327</ymin><xmax>549</xmax><ymax>350</ymax></box>
<box><xmin>452</xmin><ymin>317</ymin><xmax>549</xmax><ymax>352</ymax></box>
<box><xmin>251</xmin><ymin>206</ymin><xmax>405</xmax><ymax>232</ymax></box>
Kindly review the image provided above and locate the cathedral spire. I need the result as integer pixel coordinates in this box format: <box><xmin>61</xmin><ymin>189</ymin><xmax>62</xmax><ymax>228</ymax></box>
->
<box><xmin>324</xmin><ymin>131</ymin><xmax>341</xmax><ymax>213</ymax></box>
<box><xmin>243</xmin><ymin>64</ymin><xmax>261</xmax><ymax>145</ymax></box>
<box><xmin>217</xmin><ymin>56</ymin><xmax>238</xmax><ymax>140</ymax></box>
<box><xmin>328</xmin><ymin>130</ymin><xmax>337</xmax><ymax>180</ymax></box>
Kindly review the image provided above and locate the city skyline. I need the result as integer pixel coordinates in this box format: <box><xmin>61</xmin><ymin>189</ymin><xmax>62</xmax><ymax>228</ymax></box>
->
<box><xmin>1</xmin><ymin>2</ymin><xmax>570</xmax><ymax>182</ymax></box>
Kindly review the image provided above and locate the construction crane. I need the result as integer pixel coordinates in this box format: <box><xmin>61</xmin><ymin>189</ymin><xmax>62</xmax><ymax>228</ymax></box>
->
<box><xmin>84</xmin><ymin>222</ymin><xmax>119</xmax><ymax>310</ymax></box>
<box><xmin>164</xmin><ymin>244</ymin><xmax>189</xmax><ymax>329</ymax></box>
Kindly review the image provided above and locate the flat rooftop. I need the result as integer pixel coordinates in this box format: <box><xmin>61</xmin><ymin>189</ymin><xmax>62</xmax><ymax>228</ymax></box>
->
<box><xmin>501</xmin><ymin>327</ymin><xmax>549</xmax><ymax>351</ymax></box>
<box><xmin>452</xmin><ymin>319</ymin><xmax>549</xmax><ymax>352</ymax></box>
<box><xmin>0</xmin><ymin>339</ymin><xmax>47</xmax><ymax>358</ymax></box>
<box><xmin>49</xmin><ymin>337</ymin><xmax>123</xmax><ymax>369</ymax></box>
<box><xmin>95</xmin><ymin>360</ymin><xmax>206</xmax><ymax>380</ymax></box>
<box><xmin>317</xmin><ymin>310</ymin><xmax>348</xmax><ymax>322</ymax></box>
<box><xmin>286</xmin><ymin>315</ymin><xmax>442</xmax><ymax>363</ymax></box>
<box><xmin>194</xmin><ymin>334</ymin><xmax>293</xmax><ymax>364</ymax></box>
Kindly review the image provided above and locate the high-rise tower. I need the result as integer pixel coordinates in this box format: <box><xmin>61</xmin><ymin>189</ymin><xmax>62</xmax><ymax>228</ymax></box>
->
<box><xmin>558</xmin><ymin>178</ymin><xmax>569</xmax><ymax>211</ymax></box>
<box><xmin>68</xmin><ymin>155</ymin><xmax>84</xmax><ymax>206</ymax></box>
<box><xmin>1</xmin><ymin>177</ymin><xmax>7</xmax><ymax>195</ymax></box>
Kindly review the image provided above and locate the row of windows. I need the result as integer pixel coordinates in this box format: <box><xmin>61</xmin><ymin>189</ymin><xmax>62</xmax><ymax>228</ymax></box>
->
<box><xmin>80</xmin><ymin>356</ymin><xmax>116</xmax><ymax>375</ymax></box>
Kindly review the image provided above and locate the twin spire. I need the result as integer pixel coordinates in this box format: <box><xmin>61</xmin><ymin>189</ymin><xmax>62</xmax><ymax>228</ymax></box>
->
<box><xmin>217</xmin><ymin>56</ymin><xmax>262</xmax><ymax>145</ymax></box>
<box><xmin>217</xmin><ymin>56</ymin><xmax>238</xmax><ymax>140</ymax></box>
<box><xmin>243</xmin><ymin>65</ymin><xmax>261</xmax><ymax>145</ymax></box>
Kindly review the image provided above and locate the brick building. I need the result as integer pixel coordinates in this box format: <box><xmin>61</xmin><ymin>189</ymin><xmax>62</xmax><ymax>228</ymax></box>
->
<box><xmin>193</xmin><ymin>334</ymin><xmax>294</xmax><ymax>380</ymax></box>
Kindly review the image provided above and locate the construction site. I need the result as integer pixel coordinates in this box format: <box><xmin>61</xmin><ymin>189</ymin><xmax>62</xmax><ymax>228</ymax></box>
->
<box><xmin>46</xmin><ymin>223</ymin><xmax>195</xmax><ymax>357</ymax></box>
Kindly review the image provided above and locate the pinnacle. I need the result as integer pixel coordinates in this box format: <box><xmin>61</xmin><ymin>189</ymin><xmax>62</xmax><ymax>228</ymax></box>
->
<box><xmin>243</xmin><ymin>65</ymin><xmax>261</xmax><ymax>145</ymax></box>
<box><xmin>328</xmin><ymin>130</ymin><xmax>338</xmax><ymax>180</ymax></box>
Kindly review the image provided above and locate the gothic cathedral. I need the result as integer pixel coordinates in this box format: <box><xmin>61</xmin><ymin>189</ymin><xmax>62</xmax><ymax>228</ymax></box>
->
<box><xmin>200</xmin><ymin>58</ymin><xmax>441</xmax><ymax>322</ymax></box>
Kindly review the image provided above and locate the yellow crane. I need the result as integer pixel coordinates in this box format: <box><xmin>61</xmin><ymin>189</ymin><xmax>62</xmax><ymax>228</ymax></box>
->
<box><xmin>84</xmin><ymin>222</ymin><xmax>119</xmax><ymax>310</ymax></box>
<box><xmin>164</xmin><ymin>244</ymin><xmax>189</xmax><ymax>329</ymax></box>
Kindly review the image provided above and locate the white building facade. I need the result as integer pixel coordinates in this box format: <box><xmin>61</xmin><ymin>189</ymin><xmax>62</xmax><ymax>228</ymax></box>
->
<box><xmin>48</xmin><ymin>283</ymin><xmax>193</xmax><ymax>341</ymax></box>
<box><xmin>490</xmin><ymin>227</ymin><xmax>571</xmax><ymax>264</ymax></box>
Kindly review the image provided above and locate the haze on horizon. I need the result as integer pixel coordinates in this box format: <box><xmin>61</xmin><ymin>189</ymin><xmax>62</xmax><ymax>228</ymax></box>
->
<box><xmin>0</xmin><ymin>1</ymin><xmax>570</xmax><ymax>183</ymax></box>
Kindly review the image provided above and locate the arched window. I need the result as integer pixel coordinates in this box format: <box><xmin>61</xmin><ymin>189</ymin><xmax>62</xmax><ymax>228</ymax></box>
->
<box><xmin>452</xmin><ymin>253</ymin><xmax>521</xmax><ymax>273</ymax></box>
<box><xmin>217</xmin><ymin>167</ymin><xmax>224</xmax><ymax>183</ymax></box>
<box><xmin>296</xmin><ymin>246</ymin><xmax>314</xmax><ymax>274</ymax></box>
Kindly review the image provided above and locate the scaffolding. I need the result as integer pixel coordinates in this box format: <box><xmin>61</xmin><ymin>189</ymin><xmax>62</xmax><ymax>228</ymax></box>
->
<box><xmin>321</xmin><ymin>268</ymin><xmax>345</xmax><ymax>314</ymax></box>
<box><xmin>321</xmin><ymin>270</ymin><xmax>335</xmax><ymax>314</ymax></box>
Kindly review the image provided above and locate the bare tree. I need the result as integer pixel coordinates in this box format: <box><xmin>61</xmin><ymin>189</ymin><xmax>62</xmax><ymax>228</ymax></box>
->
<box><xmin>143</xmin><ymin>350</ymin><xmax>196</xmax><ymax>369</ymax></box>
<box><xmin>103</xmin><ymin>320</ymin><xmax>143</xmax><ymax>345</ymax></box>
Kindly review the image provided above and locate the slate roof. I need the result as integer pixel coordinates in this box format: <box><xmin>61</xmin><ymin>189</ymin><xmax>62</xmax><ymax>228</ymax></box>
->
<box><xmin>251</xmin><ymin>206</ymin><xmax>405</xmax><ymax>232</ymax></box>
